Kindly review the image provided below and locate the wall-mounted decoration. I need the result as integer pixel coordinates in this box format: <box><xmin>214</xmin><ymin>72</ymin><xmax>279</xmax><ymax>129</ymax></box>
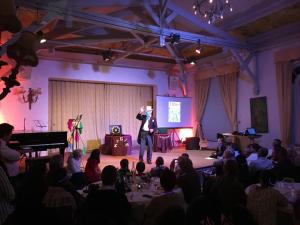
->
<box><xmin>250</xmin><ymin>96</ymin><xmax>269</xmax><ymax>133</ymax></box>
<box><xmin>14</xmin><ymin>87</ymin><xmax>42</xmax><ymax>110</ymax></box>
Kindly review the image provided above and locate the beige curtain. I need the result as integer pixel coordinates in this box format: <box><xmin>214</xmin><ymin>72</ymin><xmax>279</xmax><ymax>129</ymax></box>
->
<box><xmin>49</xmin><ymin>80</ymin><xmax>153</xmax><ymax>147</ymax></box>
<box><xmin>195</xmin><ymin>79</ymin><xmax>210</xmax><ymax>138</ymax></box>
<box><xmin>276</xmin><ymin>62</ymin><xmax>292</xmax><ymax>147</ymax></box>
<box><xmin>218</xmin><ymin>73</ymin><xmax>238</xmax><ymax>131</ymax></box>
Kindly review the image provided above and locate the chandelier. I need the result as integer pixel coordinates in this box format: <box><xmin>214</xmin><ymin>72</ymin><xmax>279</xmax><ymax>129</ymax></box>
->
<box><xmin>193</xmin><ymin>0</ymin><xmax>233</xmax><ymax>24</ymax></box>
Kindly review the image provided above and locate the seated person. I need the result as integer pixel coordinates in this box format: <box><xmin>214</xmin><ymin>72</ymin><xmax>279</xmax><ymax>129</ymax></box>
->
<box><xmin>144</xmin><ymin>169</ymin><xmax>186</xmax><ymax>225</ymax></box>
<box><xmin>271</xmin><ymin>147</ymin><xmax>295</xmax><ymax>180</ymax></box>
<box><xmin>116</xmin><ymin>159</ymin><xmax>132</xmax><ymax>193</ymax></box>
<box><xmin>85</xmin><ymin>149</ymin><xmax>101</xmax><ymax>184</ymax></box>
<box><xmin>67</xmin><ymin>149</ymin><xmax>86</xmax><ymax>190</ymax></box>
<box><xmin>118</xmin><ymin>158</ymin><xmax>131</xmax><ymax>178</ymax></box>
<box><xmin>0</xmin><ymin>123</ymin><xmax>20</xmax><ymax>180</ymax></box>
<box><xmin>176</xmin><ymin>156</ymin><xmax>202</xmax><ymax>203</ymax></box>
<box><xmin>247</xmin><ymin>143</ymin><xmax>261</xmax><ymax>164</ymax></box>
<box><xmin>43</xmin><ymin>168</ymin><xmax>77</xmax><ymax>225</ymax></box>
<box><xmin>47</xmin><ymin>154</ymin><xmax>64</xmax><ymax>185</ymax></box>
<box><xmin>150</xmin><ymin>156</ymin><xmax>167</xmax><ymax>178</ymax></box>
<box><xmin>67</xmin><ymin>149</ymin><xmax>82</xmax><ymax>175</ymax></box>
<box><xmin>269</xmin><ymin>138</ymin><xmax>282</xmax><ymax>157</ymax></box>
<box><xmin>170</xmin><ymin>153</ymin><xmax>189</xmax><ymax>172</ymax></box>
<box><xmin>135</xmin><ymin>161</ymin><xmax>149</xmax><ymax>182</ymax></box>
<box><xmin>247</xmin><ymin>170</ymin><xmax>288</xmax><ymax>225</ymax></box>
<box><xmin>210</xmin><ymin>133</ymin><xmax>226</xmax><ymax>158</ymax></box>
<box><xmin>249</xmin><ymin>148</ymin><xmax>273</xmax><ymax>175</ymax></box>
<box><xmin>85</xmin><ymin>165</ymin><xmax>131</xmax><ymax>225</ymax></box>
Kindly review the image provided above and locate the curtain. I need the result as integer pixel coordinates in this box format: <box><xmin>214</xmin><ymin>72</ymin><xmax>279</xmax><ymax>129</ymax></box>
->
<box><xmin>276</xmin><ymin>62</ymin><xmax>292</xmax><ymax>147</ymax></box>
<box><xmin>218</xmin><ymin>73</ymin><xmax>238</xmax><ymax>131</ymax></box>
<box><xmin>194</xmin><ymin>79</ymin><xmax>210</xmax><ymax>138</ymax></box>
<box><xmin>49</xmin><ymin>80</ymin><xmax>153</xmax><ymax>147</ymax></box>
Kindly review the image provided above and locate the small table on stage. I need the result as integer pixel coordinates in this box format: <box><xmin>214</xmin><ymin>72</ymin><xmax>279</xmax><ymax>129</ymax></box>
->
<box><xmin>154</xmin><ymin>134</ymin><xmax>172</xmax><ymax>153</ymax></box>
<box><xmin>104</xmin><ymin>134</ymin><xmax>132</xmax><ymax>156</ymax></box>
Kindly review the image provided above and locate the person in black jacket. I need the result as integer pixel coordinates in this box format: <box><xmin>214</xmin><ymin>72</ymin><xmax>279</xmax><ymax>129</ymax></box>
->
<box><xmin>136</xmin><ymin>106</ymin><xmax>157</xmax><ymax>164</ymax></box>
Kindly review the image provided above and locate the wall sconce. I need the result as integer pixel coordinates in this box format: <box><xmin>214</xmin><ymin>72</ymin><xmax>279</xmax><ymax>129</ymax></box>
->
<box><xmin>14</xmin><ymin>87</ymin><xmax>42</xmax><ymax>110</ymax></box>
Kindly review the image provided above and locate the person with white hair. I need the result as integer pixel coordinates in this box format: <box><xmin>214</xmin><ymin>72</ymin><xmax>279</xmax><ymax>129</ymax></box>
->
<box><xmin>136</xmin><ymin>106</ymin><xmax>157</xmax><ymax>164</ymax></box>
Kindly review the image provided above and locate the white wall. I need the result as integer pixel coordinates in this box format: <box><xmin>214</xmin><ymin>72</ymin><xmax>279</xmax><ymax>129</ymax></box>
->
<box><xmin>237</xmin><ymin>42</ymin><xmax>300</xmax><ymax>147</ymax></box>
<box><xmin>0</xmin><ymin>59</ymin><xmax>179</xmax><ymax>133</ymax></box>
<box><xmin>202</xmin><ymin>78</ymin><xmax>232</xmax><ymax>141</ymax></box>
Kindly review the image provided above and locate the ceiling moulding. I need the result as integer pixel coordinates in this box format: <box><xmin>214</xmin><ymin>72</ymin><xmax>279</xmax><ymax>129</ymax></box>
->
<box><xmin>193</xmin><ymin>63</ymin><xmax>240</xmax><ymax>80</ymax></box>
<box><xmin>37</xmin><ymin>49</ymin><xmax>170</xmax><ymax>71</ymax></box>
<box><xmin>16</xmin><ymin>0</ymin><xmax>251</xmax><ymax>50</ymax></box>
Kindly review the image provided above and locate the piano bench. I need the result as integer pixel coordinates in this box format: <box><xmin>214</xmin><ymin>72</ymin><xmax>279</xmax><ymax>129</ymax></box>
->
<box><xmin>25</xmin><ymin>155</ymin><xmax>52</xmax><ymax>172</ymax></box>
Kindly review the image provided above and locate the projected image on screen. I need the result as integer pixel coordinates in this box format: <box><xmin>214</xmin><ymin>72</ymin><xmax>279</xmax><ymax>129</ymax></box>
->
<box><xmin>168</xmin><ymin>101</ymin><xmax>181</xmax><ymax>122</ymax></box>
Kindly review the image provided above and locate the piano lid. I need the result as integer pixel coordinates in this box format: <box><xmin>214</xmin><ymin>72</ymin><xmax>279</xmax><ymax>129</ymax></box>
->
<box><xmin>13</xmin><ymin>130</ymin><xmax>68</xmax><ymax>134</ymax></box>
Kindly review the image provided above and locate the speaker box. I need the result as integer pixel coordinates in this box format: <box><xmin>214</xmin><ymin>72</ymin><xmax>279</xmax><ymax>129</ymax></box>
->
<box><xmin>185</xmin><ymin>137</ymin><xmax>200</xmax><ymax>150</ymax></box>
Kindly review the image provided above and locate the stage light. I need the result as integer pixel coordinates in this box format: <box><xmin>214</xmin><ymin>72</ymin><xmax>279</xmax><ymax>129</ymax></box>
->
<box><xmin>166</xmin><ymin>33</ymin><xmax>180</xmax><ymax>45</ymax></box>
<box><xmin>37</xmin><ymin>31</ymin><xmax>47</xmax><ymax>44</ymax></box>
<box><xmin>102</xmin><ymin>50</ymin><xmax>113</xmax><ymax>62</ymax></box>
<box><xmin>195</xmin><ymin>39</ymin><xmax>202</xmax><ymax>54</ymax></box>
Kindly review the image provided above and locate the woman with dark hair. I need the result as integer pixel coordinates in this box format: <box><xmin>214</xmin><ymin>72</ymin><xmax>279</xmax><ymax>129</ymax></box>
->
<box><xmin>85</xmin><ymin>149</ymin><xmax>101</xmax><ymax>184</ymax></box>
<box><xmin>150</xmin><ymin>156</ymin><xmax>167</xmax><ymax>177</ymax></box>
<box><xmin>247</xmin><ymin>170</ymin><xmax>288</xmax><ymax>225</ymax></box>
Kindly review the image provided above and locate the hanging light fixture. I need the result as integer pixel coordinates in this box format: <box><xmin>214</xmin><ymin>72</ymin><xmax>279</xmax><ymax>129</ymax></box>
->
<box><xmin>36</xmin><ymin>30</ymin><xmax>47</xmax><ymax>44</ymax></box>
<box><xmin>102</xmin><ymin>49</ymin><xmax>113</xmax><ymax>62</ymax></box>
<box><xmin>195</xmin><ymin>39</ymin><xmax>203</xmax><ymax>54</ymax></box>
<box><xmin>193</xmin><ymin>0</ymin><xmax>233</xmax><ymax>24</ymax></box>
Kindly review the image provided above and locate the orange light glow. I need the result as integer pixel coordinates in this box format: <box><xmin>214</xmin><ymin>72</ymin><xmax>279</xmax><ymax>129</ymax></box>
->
<box><xmin>179</xmin><ymin>128</ymin><xmax>193</xmax><ymax>142</ymax></box>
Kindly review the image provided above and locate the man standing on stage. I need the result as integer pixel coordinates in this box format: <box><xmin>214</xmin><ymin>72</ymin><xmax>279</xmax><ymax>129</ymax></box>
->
<box><xmin>136</xmin><ymin>106</ymin><xmax>157</xmax><ymax>164</ymax></box>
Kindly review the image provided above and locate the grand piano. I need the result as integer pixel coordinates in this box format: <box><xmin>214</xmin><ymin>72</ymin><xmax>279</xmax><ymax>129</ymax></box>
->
<box><xmin>9</xmin><ymin>130</ymin><xmax>68</xmax><ymax>158</ymax></box>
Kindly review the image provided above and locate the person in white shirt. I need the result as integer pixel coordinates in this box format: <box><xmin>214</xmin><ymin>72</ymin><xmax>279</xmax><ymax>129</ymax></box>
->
<box><xmin>246</xmin><ymin>143</ymin><xmax>261</xmax><ymax>165</ymax></box>
<box><xmin>249</xmin><ymin>148</ymin><xmax>273</xmax><ymax>175</ymax></box>
<box><xmin>0</xmin><ymin>123</ymin><xmax>20</xmax><ymax>179</ymax></box>
<box><xmin>136</xmin><ymin>106</ymin><xmax>157</xmax><ymax>164</ymax></box>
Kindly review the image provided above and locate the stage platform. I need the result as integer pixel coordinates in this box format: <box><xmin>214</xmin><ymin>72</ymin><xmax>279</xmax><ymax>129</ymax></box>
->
<box><xmin>81</xmin><ymin>146</ymin><xmax>216</xmax><ymax>172</ymax></box>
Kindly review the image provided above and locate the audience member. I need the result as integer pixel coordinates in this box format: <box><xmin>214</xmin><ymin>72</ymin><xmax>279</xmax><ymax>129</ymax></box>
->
<box><xmin>84</xmin><ymin>165</ymin><xmax>131</xmax><ymax>225</ymax></box>
<box><xmin>249</xmin><ymin>148</ymin><xmax>273</xmax><ymax>175</ymax></box>
<box><xmin>271</xmin><ymin>147</ymin><xmax>295</xmax><ymax>180</ymax></box>
<box><xmin>170</xmin><ymin>153</ymin><xmax>189</xmax><ymax>172</ymax></box>
<box><xmin>47</xmin><ymin>154</ymin><xmax>64</xmax><ymax>185</ymax></box>
<box><xmin>210</xmin><ymin>160</ymin><xmax>246</xmax><ymax>224</ymax></box>
<box><xmin>247</xmin><ymin>143</ymin><xmax>261</xmax><ymax>164</ymax></box>
<box><xmin>118</xmin><ymin>158</ymin><xmax>131</xmax><ymax>178</ymax></box>
<box><xmin>0</xmin><ymin>123</ymin><xmax>20</xmax><ymax>185</ymax></box>
<box><xmin>247</xmin><ymin>170</ymin><xmax>288</xmax><ymax>225</ymax></box>
<box><xmin>116</xmin><ymin>159</ymin><xmax>131</xmax><ymax>194</ymax></box>
<box><xmin>150</xmin><ymin>156</ymin><xmax>167</xmax><ymax>177</ymax></box>
<box><xmin>216</xmin><ymin>133</ymin><xmax>226</xmax><ymax>157</ymax></box>
<box><xmin>144</xmin><ymin>169</ymin><xmax>186</xmax><ymax>225</ymax></box>
<box><xmin>0</xmin><ymin>164</ymin><xmax>15</xmax><ymax>225</ymax></box>
<box><xmin>13</xmin><ymin>163</ymin><xmax>48</xmax><ymax>225</ymax></box>
<box><xmin>85</xmin><ymin>149</ymin><xmax>101</xmax><ymax>184</ymax></box>
<box><xmin>235</xmin><ymin>154</ymin><xmax>250</xmax><ymax>187</ymax></box>
<box><xmin>136</xmin><ymin>161</ymin><xmax>146</xmax><ymax>176</ymax></box>
<box><xmin>177</xmin><ymin>156</ymin><xmax>201</xmax><ymax>203</ymax></box>
<box><xmin>67</xmin><ymin>149</ymin><xmax>85</xmax><ymax>190</ymax></box>
<box><xmin>43</xmin><ymin>168</ymin><xmax>77</xmax><ymax>225</ymax></box>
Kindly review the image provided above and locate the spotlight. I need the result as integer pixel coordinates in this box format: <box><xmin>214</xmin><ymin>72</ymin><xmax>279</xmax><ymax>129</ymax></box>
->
<box><xmin>195</xmin><ymin>40</ymin><xmax>202</xmax><ymax>54</ymax></box>
<box><xmin>166</xmin><ymin>33</ymin><xmax>180</xmax><ymax>45</ymax></box>
<box><xmin>102</xmin><ymin>50</ymin><xmax>113</xmax><ymax>62</ymax></box>
<box><xmin>185</xmin><ymin>56</ymin><xmax>197</xmax><ymax>65</ymax></box>
<box><xmin>36</xmin><ymin>31</ymin><xmax>47</xmax><ymax>44</ymax></box>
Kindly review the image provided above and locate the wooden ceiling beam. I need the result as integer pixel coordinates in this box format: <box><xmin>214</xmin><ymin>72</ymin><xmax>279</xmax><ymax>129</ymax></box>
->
<box><xmin>17</xmin><ymin>0</ymin><xmax>251</xmax><ymax>49</ymax></box>
<box><xmin>221</xmin><ymin>0</ymin><xmax>300</xmax><ymax>31</ymax></box>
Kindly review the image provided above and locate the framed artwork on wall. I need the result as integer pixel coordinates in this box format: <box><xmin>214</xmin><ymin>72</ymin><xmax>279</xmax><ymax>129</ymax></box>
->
<box><xmin>250</xmin><ymin>96</ymin><xmax>269</xmax><ymax>133</ymax></box>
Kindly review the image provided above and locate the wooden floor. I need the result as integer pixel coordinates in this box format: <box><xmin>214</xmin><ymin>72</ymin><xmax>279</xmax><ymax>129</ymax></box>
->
<box><xmin>80</xmin><ymin>146</ymin><xmax>216</xmax><ymax>172</ymax></box>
